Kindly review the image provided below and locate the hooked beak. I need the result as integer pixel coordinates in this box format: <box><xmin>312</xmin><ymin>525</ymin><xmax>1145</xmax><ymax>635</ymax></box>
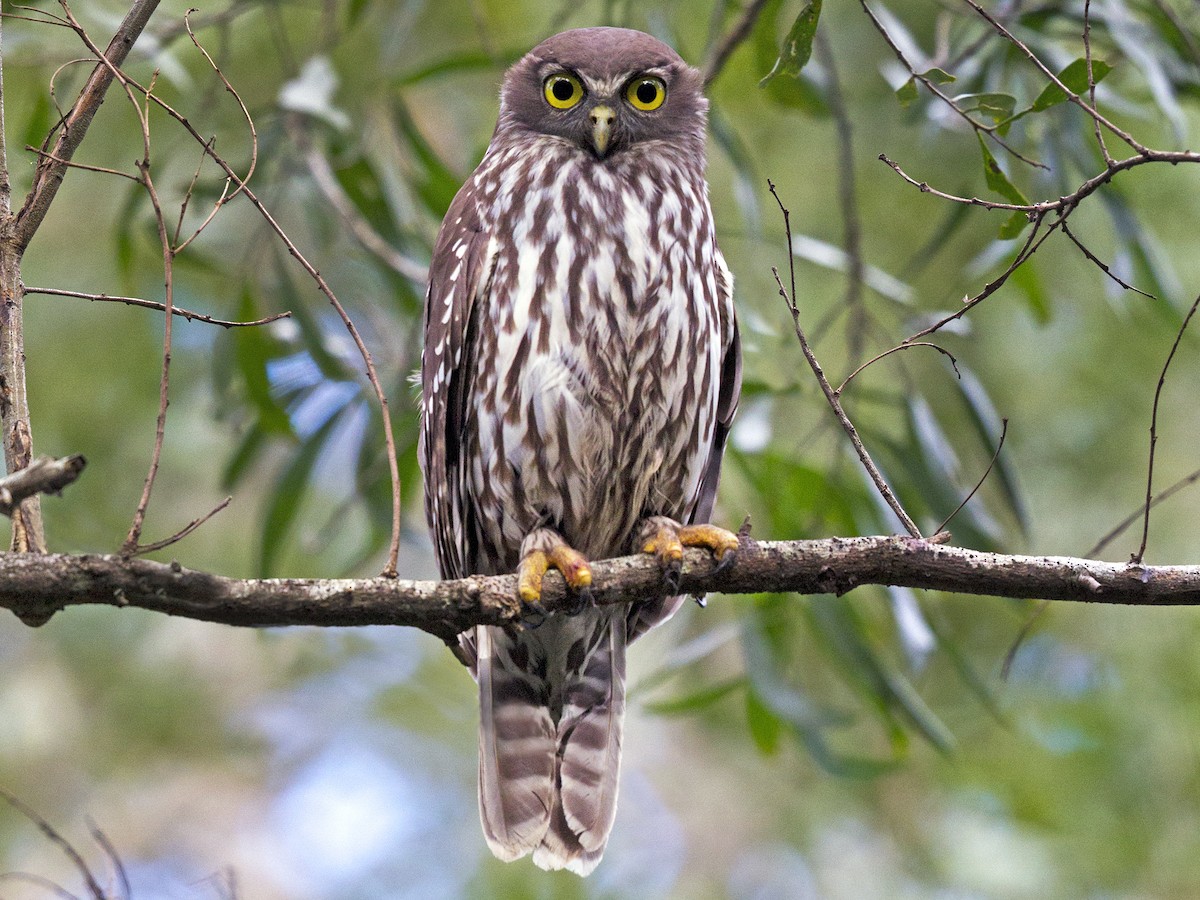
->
<box><xmin>590</xmin><ymin>104</ymin><xmax>615</xmax><ymax>157</ymax></box>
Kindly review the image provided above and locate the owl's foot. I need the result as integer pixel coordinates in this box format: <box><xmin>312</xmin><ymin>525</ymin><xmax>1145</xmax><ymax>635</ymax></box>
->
<box><xmin>517</xmin><ymin>528</ymin><xmax>594</xmax><ymax>617</ymax></box>
<box><xmin>639</xmin><ymin>516</ymin><xmax>740</xmax><ymax>593</ymax></box>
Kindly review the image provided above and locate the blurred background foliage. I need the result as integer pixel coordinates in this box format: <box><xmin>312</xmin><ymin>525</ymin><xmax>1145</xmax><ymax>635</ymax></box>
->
<box><xmin>1</xmin><ymin>0</ymin><xmax>1200</xmax><ymax>896</ymax></box>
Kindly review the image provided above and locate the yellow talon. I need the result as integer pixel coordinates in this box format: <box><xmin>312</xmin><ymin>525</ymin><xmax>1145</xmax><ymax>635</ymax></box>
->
<box><xmin>642</xmin><ymin>526</ymin><xmax>684</xmax><ymax>564</ymax></box>
<box><xmin>678</xmin><ymin>523</ymin><xmax>741</xmax><ymax>561</ymax></box>
<box><xmin>516</xmin><ymin>536</ymin><xmax>593</xmax><ymax>605</ymax></box>
<box><xmin>518</xmin><ymin>550</ymin><xmax>550</xmax><ymax>602</ymax></box>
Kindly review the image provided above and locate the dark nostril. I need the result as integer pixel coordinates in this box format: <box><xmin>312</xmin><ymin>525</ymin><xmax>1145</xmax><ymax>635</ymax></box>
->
<box><xmin>590</xmin><ymin>108</ymin><xmax>615</xmax><ymax>123</ymax></box>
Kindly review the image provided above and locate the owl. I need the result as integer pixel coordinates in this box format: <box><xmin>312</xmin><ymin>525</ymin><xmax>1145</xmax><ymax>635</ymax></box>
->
<box><xmin>419</xmin><ymin>27</ymin><xmax>741</xmax><ymax>875</ymax></box>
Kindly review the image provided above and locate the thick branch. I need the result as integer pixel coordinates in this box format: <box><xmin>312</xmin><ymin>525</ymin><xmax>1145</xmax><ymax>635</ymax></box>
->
<box><xmin>4</xmin><ymin>537</ymin><xmax>1200</xmax><ymax>640</ymax></box>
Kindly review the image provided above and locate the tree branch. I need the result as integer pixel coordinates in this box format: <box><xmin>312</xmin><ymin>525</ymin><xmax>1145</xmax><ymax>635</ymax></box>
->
<box><xmin>5</xmin><ymin>537</ymin><xmax>1200</xmax><ymax>640</ymax></box>
<box><xmin>0</xmin><ymin>453</ymin><xmax>85</xmax><ymax>516</ymax></box>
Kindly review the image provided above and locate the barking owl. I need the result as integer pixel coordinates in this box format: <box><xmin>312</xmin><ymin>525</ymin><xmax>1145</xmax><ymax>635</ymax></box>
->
<box><xmin>419</xmin><ymin>26</ymin><xmax>741</xmax><ymax>875</ymax></box>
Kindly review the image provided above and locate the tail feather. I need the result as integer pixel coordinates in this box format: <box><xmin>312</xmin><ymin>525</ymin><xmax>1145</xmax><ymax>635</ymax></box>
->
<box><xmin>476</xmin><ymin>625</ymin><xmax>556</xmax><ymax>860</ymax></box>
<box><xmin>557</xmin><ymin>611</ymin><xmax>626</xmax><ymax>853</ymax></box>
<box><xmin>476</xmin><ymin>612</ymin><xmax>628</xmax><ymax>875</ymax></box>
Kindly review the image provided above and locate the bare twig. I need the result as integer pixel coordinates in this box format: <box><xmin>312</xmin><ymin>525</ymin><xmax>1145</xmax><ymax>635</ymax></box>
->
<box><xmin>769</xmin><ymin>179</ymin><xmax>923</xmax><ymax>538</ymax></box>
<box><xmin>1088</xmin><ymin>466</ymin><xmax>1200</xmax><ymax>559</ymax></box>
<box><xmin>1060</xmin><ymin>221</ymin><xmax>1156</xmax><ymax>299</ymax></box>
<box><xmin>836</xmin><ymin>342</ymin><xmax>960</xmax><ymax>395</ymax></box>
<box><xmin>121</xmin><ymin>75</ymin><xmax>175</xmax><ymax>556</ymax></box>
<box><xmin>91</xmin><ymin>67</ymin><xmax>405</xmax><ymax>576</ymax></box>
<box><xmin>702</xmin><ymin>0</ymin><xmax>772</xmax><ymax>87</ymax></box>
<box><xmin>0</xmin><ymin>788</ymin><xmax>107</xmax><ymax>900</ymax></box>
<box><xmin>130</xmin><ymin>496</ymin><xmax>232</xmax><ymax>555</ymax></box>
<box><xmin>903</xmin><ymin>210</ymin><xmax>1056</xmax><ymax>341</ymax></box>
<box><xmin>1133</xmin><ymin>292</ymin><xmax>1200</xmax><ymax>564</ymax></box>
<box><xmin>0</xmin><ymin>453</ymin><xmax>86</xmax><ymax>516</ymax></box>
<box><xmin>1082</xmin><ymin>0</ymin><xmax>1113</xmax><ymax>166</ymax></box>
<box><xmin>960</xmin><ymin>0</ymin><xmax>1146</xmax><ymax>154</ymax></box>
<box><xmin>26</xmin><ymin>286</ymin><xmax>292</xmax><ymax>327</ymax></box>
<box><xmin>937</xmin><ymin>418</ymin><xmax>1008</xmax><ymax>533</ymax></box>
<box><xmin>86</xmin><ymin>819</ymin><xmax>130</xmax><ymax>900</ymax></box>
<box><xmin>13</xmin><ymin>0</ymin><xmax>161</xmax><ymax>250</ymax></box>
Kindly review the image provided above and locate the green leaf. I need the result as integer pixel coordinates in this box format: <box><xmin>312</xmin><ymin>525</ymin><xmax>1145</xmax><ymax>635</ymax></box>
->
<box><xmin>1032</xmin><ymin>58</ymin><xmax>1112</xmax><ymax>111</ymax></box>
<box><xmin>921</xmin><ymin>67</ymin><xmax>956</xmax><ymax>85</ymax></box>
<box><xmin>745</xmin><ymin>687</ymin><xmax>784</xmax><ymax>755</ymax></box>
<box><xmin>895</xmin><ymin>77</ymin><xmax>919</xmax><ymax>109</ymax></box>
<box><xmin>955</xmin><ymin>366</ymin><xmax>1029</xmax><ymax>535</ymax></box>
<box><xmin>232</xmin><ymin>289</ymin><xmax>294</xmax><ymax>437</ymax></box>
<box><xmin>956</xmin><ymin>92</ymin><xmax>1016</xmax><ymax>122</ymax></box>
<box><xmin>1010</xmin><ymin>254</ymin><xmax>1051</xmax><ymax>324</ymax></box>
<box><xmin>259</xmin><ymin>409</ymin><xmax>343</xmax><ymax>575</ymax></box>
<box><xmin>642</xmin><ymin>678</ymin><xmax>743</xmax><ymax>716</ymax></box>
<box><xmin>977</xmin><ymin>134</ymin><xmax>1031</xmax><ymax>238</ymax></box>
<box><xmin>708</xmin><ymin>108</ymin><xmax>761</xmax><ymax>235</ymax></box>
<box><xmin>759</xmin><ymin>0</ymin><xmax>823</xmax><ymax>86</ymax></box>
<box><xmin>392</xmin><ymin>98</ymin><xmax>464</xmax><ymax>218</ymax></box>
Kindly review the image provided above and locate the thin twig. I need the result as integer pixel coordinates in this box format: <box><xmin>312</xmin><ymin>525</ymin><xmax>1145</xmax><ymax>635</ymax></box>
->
<box><xmin>702</xmin><ymin>0</ymin><xmax>772</xmax><ymax>87</ymax></box>
<box><xmin>860</xmin><ymin>0</ymin><xmax>1044</xmax><ymax>167</ymax></box>
<box><xmin>1082</xmin><ymin>0</ymin><xmax>1113</xmax><ymax>166</ymax></box>
<box><xmin>836</xmin><ymin>342</ymin><xmax>960</xmax><ymax>395</ymax></box>
<box><xmin>25</xmin><ymin>146</ymin><xmax>142</xmax><ymax>181</ymax></box>
<box><xmin>26</xmin><ymin>286</ymin><xmax>292</xmax><ymax>327</ymax></box>
<box><xmin>12</xmin><ymin>0</ymin><xmax>161</xmax><ymax>250</ymax></box>
<box><xmin>937</xmin><ymin>418</ymin><xmax>1008</xmax><ymax>533</ymax></box>
<box><xmin>0</xmin><ymin>788</ymin><xmax>107</xmax><ymax>900</ymax></box>
<box><xmin>960</xmin><ymin>0</ymin><xmax>1147</xmax><ymax>155</ymax></box>
<box><xmin>1088</xmin><ymin>465</ymin><xmax>1200</xmax><ymax>559</ymax></box>
<box><xmin>129</xmin><ymin>495</ymin><xmax>231</xmax><ymax>555</ymax></box>
<box><xmin>1133</xmin><ymin>292</ymin><xmax>1200</xmax><ymax>564</ymax></box>
<box><xmin>86</xmin><ymin>819</ymin><xmax>130</xmax><ymax>900</ymax></box>
<box><xmin>1060</xmin><ymin>220</ymin><xmax>1156</xmax><ymax>299</ymax></box>
<box><xmin>904</xmin><ymin>209</ymin><xmax>1055</xmax><ymax>342</ymax></box>
<box><xmin>111</xmin><ymin>75</ymin><xmax>405</xmax><ymax>576</ymax></box>
<box><xmin>122</xmin><ymin>71</ymin><xmax>174</xmax><ymax>555</ymax></box>
<box><xmin>769</xmin><ymin>179</ymin><xmax>922</xmax><ymax>538</ymax></box>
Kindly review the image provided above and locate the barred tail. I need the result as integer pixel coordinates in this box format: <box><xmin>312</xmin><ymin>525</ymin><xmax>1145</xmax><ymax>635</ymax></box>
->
<box><xmin>476</xmin><ymin>625</ymin><xmax>556</xmax><ymax>860</ymax></box>
<box><xmin>534</xmin><ymin>611</ymin><xmax>627</xmax><ymax>876</ymax></box>
<box><xmin>476</xmin><ymin>612</ymin><xmax>628</xmax><ymax>876</ymax></box>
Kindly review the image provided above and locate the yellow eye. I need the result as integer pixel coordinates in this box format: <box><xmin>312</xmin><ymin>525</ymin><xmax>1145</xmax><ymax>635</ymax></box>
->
<box><xmin>544</xmin><ymin>73</ymin><xmax>584</xmax><ymax>109</ymax></box>
<box><xmin>626</xmin><ymin>76</ymin><xmax>666</xmax><ymax>111</ymax></box>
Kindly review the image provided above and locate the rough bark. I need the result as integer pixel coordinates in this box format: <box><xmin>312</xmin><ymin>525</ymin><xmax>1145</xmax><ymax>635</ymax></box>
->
<box><xmin>2</xmin><ymin>535</ymin><xmax>1198</xmax><ymax>644</ymax></box>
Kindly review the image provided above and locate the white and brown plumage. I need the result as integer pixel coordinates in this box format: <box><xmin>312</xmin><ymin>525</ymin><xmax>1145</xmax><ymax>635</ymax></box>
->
<box><xmin>419</xmin><ymin>27</ymin><xmax>741</xmax><ymax>875</ymax></box>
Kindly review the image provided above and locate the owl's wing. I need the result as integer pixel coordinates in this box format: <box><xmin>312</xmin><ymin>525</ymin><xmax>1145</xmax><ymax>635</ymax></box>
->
<box><xmin>420</xmin><ymin>179</ymin><xmax>495</xmax><ymax>665</ymax></box>
<box><xmin>691</xmin><ymin>255</ymin><xmax>742</xmax><ymax>526</ymax></box>
<box><xmin>627</xmin><ymin>252</ymin><xmax>741</xmax><ymax>643</ymax></box>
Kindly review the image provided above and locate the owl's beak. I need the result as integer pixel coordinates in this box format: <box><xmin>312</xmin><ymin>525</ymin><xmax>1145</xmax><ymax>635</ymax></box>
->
<box><xmin>590</xmin><ymin>104</ymin><xmax>615</xmax><ymax>157</ymax></box>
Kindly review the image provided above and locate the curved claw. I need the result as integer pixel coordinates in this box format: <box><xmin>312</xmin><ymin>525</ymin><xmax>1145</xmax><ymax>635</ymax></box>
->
<box><xmin>661</xmin><ymin>557</ymin><xmax>683</xmax><ymax>593</ymax></box>
<box><xmin>520</xmin><ymin>599</ymin><xmax>549</xmax><ymax>630</ymax></box>
<box><xmin>714</xmin><ymin>547</ymin><xmax>737</xmax><ymax>574</ymax></box>
<box><xmin>641</xmin><ymin>517</ymin><xmax>740</xmax><ymax>592</ymax></box>
<box><xmin>563</xmin><ymin>584</ymin><xmax>595</xmax><ymax>617</ymax></box>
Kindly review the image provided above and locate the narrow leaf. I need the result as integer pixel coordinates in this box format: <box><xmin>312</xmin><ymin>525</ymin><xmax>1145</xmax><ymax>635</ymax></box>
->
<box><xmin>759</xmin><ymin>0</ymin><xmax>823</xmax><ymax>86</ymax></box>
<box><xmin>1032</xmin><ymin>58</ymin><xmax>1112</xmax><ymax>111</ymax></box>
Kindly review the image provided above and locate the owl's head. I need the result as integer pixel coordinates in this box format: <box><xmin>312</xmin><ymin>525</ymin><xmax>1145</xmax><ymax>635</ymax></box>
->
<box><xmin>497</xmin><ymin>27</ymin><xmax>707</xmax><ymax>160</ymax></box>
